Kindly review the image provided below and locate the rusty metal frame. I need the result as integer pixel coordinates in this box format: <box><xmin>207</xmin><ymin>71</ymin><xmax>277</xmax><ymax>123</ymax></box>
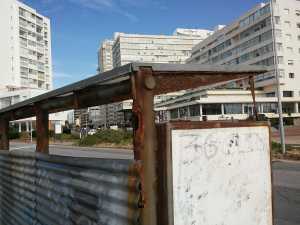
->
<box><xmin>0</xmin><ymin>63</ymin><xmax>268</xmax><ymax>224</ymax></box>
<box><xmin>156</xmin><ymin>120</ymin><xmax>274</xmax><ymax>225</ymax></box>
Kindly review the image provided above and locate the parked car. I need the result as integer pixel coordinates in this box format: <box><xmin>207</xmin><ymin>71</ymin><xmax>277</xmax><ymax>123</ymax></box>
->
<box><xmin>88</xmin><ymin>129</ymin><xmax>96</xmax><ymax>135</ymax></box>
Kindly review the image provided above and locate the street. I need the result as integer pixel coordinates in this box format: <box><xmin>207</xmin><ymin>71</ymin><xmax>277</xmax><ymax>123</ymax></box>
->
<box><xmin>10</xmin><ymin>142</ymin><xmax>134</xmax><ymax>160</ymax></box>
<box><xmin>273</xmin><ymin>161</ymin><xmax>300</xmax><ymax>225</ymax></box>
<box><xmin>8</xmin><ymin>143</ymin><xmax>300</xmax><ymax>225</ymax></box>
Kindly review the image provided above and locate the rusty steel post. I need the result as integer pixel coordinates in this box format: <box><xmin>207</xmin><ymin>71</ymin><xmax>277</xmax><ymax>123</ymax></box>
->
<box><xmin>0</xmin><ymin>118</ymin><xmax>9</xmax><ymax>150</ymax></box>
<box><xmin>249</xmin><ymin>75</ymin><xmax>258</xmax><ymax>120</ymax></box>
<box><xmin>36</xmin><ymin>107</ymin><xmax>49</xmax><ymax>153</ymax></box>
<box><xmin>131</xmin><ymin>67</ymin><xmax>158</xmax><ymax>225</ymax></box>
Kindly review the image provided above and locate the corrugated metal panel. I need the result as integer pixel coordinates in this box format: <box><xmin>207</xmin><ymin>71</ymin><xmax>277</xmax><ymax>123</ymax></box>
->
<box><xmin>0</xmin><ymin>151</ymin><xmax>141</xmax><ymax>225</ymax></box>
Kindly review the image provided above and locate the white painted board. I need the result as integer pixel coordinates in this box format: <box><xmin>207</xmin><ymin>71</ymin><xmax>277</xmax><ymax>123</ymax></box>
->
<box><xmin>172</xmin><ymin>126</ymin><xmax>272</xmax><ymax>225</ymax></box>
<box><xmin>55</xmin><ymin>123</ymin><xmax>62</xmax><ymax>134</ymax></box>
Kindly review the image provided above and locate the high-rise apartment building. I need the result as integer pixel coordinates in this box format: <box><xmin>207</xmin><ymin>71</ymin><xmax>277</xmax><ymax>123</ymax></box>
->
<box><xmin>93</xmin><ymin>28</ymin><xmax>213</xmax><ymax>128</ymax></box>
<box><xmin>98</xmin><ymin>40</ymin><xmax>114</xmax><ymax>72</ymax></box>
<box><xmin>156</xmin><ymin>0</ymin><xmax>300</xmax><ymax>122</ymax></box>
<box><xmin>0</xmin><ymin>1</ymin><xmax>68</xmax><ymax>131</ymax></box>
<box><xmin>112</xmin><ymin>29</ymin><xmax>212</xmax><ymax>67</ymax></box>
<box><xmin>0</xmin><ymin>0</ymin><xmax>52</xmax><ymax>91</ymax></box>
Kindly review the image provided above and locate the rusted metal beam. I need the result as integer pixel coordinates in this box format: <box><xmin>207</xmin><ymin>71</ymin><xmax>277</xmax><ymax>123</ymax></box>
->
<box><xmin>249</xmin><ymin>75</ymin><xmax>258</xmax><ymax>120</ymax></box>
<box><xmin>0</xmin><ymin>119</ymin><xmax>9</xmax><ymax>150</ymax></box>
<box><xmin>35</xmin><ymin>107</ymin><xmax>49</xmax><ymax>153</ymax></box>
<box><xmin>152</xmin><ymin>72</ymin><xmax>254</xmax><ymax>95</ymax></box>
<box><xmin>131</xmin><ymin>67</ymin><xmax>158</xmax><ymax>225</ymax></box>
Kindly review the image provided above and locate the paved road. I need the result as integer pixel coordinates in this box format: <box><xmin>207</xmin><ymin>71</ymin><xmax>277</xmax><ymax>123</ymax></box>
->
<box><xmin>8</xmin><ymin>143</ymin><xmax>300</xmax><ymax>224</ymax></box>
<box><xmin>10</xmin><ymin>142</ymin><xmax>133</xmax><ymax>160</ymax></box>
<box><xmin>273</xmin><ymin>161</ymin><xmax>300</xmax><ymax>225</ymax></box>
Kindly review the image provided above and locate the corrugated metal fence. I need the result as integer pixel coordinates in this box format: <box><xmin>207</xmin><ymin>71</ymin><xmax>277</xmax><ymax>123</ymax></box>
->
<box><xmin>0</xmin><ymin>151</ymin><xmax>141</xmax><ymax>225</ymax></box>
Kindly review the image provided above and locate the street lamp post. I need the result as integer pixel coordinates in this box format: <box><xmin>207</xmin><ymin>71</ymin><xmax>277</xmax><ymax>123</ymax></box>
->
<box><xmin>270</xmin><ymin>0</ymin><xmax>286</xmax><ymax>154</ymax></box>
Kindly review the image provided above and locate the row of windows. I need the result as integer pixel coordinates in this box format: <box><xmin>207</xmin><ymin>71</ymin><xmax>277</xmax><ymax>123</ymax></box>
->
<box><xmin>240</xmin><ymin>5</ymin><xmax>270</xmax><ymax>28</ymax></box>
<box><xmin>20</xmin><ymin>66</ymin><xmax>45</xmax><ymax>76</ymax></box>
<box><xmin>170</xmin><ymin>102</ymin><xmax>300</xmax><ymax>119</ymax></box>
<box><xmin>19</xmin><ymin>17</ymin><xmax>43</xmax><ymax>34</ymax></box>
<box><xmin>214</xmin><ymin>42</ymin><xmax>273</xmax><ymax>65</ymax></box>
<box><xmin>240</xmin><ymin>17</ymin><xmax>271</xmax><ymax>40</ymax></box>
<box><xmin>19</xmin><ymin>8</ymin><xmax>43</xmax><ymax>25</ymax></box>
<box><xmin>19</xmin><ymin>28</ymin><xmax>44</xmax><ymax>43</ymax></box>
<box><xmin>193</xmin><ymin>19</ymin><xmax>272</xmax><ymax>63</ymax></box>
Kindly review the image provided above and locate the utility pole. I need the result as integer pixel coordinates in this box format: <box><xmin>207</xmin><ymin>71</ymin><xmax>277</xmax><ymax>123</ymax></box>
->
<box><xmin>270</xmin><ymin>0</ymin><xmax>286</xmax><ymax>154</ymax></box>
<box><xmin>30</xmin><ymin>120</ymin><xmax>33</xmax><ymax>143</ymax></box>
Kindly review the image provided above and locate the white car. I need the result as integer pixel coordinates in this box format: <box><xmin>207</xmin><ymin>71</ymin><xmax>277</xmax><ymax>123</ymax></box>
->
<box><xmin>88</xmin><ymin>129</ymin><xmax>96</xmax><ymax>135</ymax></box>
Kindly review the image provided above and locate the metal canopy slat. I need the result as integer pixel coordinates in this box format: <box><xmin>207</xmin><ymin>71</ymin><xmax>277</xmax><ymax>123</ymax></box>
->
<box><xmin>0</xmin><ymin>63</ymin><xmax>267</xmax><ymax>118</ymax></box>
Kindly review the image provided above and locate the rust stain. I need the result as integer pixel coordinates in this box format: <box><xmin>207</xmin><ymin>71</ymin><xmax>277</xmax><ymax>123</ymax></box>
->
<box><xmin>128</xmin><ymin>162</ymin><xmax>143</xmax><ymax>223</ymax></box>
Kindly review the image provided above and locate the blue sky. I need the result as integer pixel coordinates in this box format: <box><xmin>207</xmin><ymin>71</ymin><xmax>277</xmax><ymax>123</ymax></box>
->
<box><xmin>21</xmin><ymin>0</ymin><xmax>264</xmax><ymax>88</ymax></box>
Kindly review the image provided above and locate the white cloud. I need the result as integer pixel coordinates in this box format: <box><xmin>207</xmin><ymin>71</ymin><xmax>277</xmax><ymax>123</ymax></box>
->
<box><xmin>67</xmin><ymin>0</ymin><xmax>138</xmax><ymax>22</ymax></box>
<box><xmin>40</xmin><ymin>0</ymin><xmax>166</xmax><ymax>22</ymax></box>
<box><xmin>53</xmin><ymin>72</ymin><xmax>73</xmax><ymax>79</ymax></box>
<box><xmin>68</xmin><ymin>0</ymin><xmax>114</xmax><ymax>9</ymax></box>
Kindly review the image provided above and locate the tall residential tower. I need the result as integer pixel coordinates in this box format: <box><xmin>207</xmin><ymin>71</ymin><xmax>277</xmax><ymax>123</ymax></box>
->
<box><xmin>0</xmin><ymin>0</ymin><xmax>52</xmax><ymax>93</ymax></box>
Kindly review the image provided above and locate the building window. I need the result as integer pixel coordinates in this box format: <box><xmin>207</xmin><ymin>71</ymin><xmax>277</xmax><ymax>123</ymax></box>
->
<box><xmin>179</xmin><ymin>107</ymin><xmax>189</xmax><ymax>118</ymax></box>
<box><xmin>276</xmin><ymin>43</ymin><xmax>283</xmax><ymax>51</ymax></box>
<box><xmin>277</xmin><ymin>56</ymin><xmax>284</xmax><ymax>64</ymax></box>
<box><xmin>19</xmin><ymin>8</ymin><xmax>25</xmax><ymax>17</ymax></box>
<box><xmin>282</xmin><ymin>102</ymin><xmax>295</xmax><ymax>114</ymax></box>
<box><xmin>275</xmin><ymin>29</ymin><xmax>282</xmax><ymax>38</ymax></box>
<box><xmin>262</xmin><ymin>103</ymin><xmax>278</xmax><ymax>113</ymax></box>
<box><xmin>224</xmin><ymin>104</ymin><xmax>243</xmax><ymax>114</ymax></box>
<box><xmin>284</xmin><ymin>21</ymin><xmax>291</xmax><ymax>28</ymax></box>
<box><xmin>288</xmin><ymin>60</ymin><xmax>294</xmax><ymax>65</ymax></box>
<box><xmin>289</xmin><ymin>73</ymin><xmax>295</xmax><ymax>78</ymax></box>
<box><xmin>284</xmin><ymin>8</ymin><xmax>290</xmax><ymax>15</ymax></box>
<box><xmin>285</xmin><ymin>34</ymin><xmax>292</xmax><ymax>41</ymax></box>
<box><xmin>266</xmin><ymin>92</ymin><xmax>276</xmax><ymax>97</ymax></box>
<box><xmin>170</xmin><ymin>109</ymin><xmax>178</xmax><ymax>119</ymax></box>
<box><xmin>287</xmin><ymin>47</ymin><xmax>293</xmax><ymax>53</ymax></box>
<box><xmin>202</xmin><ymin>104</ymin><xmax>222</xmax><ymax>115</ymax></box>
<box><xmin>296</xmin><ymin>10</ymin><xmax>300</xmax><ymax>16</ymax></box>
<box><xmin>278</xmin><ymin>69</ymin><xmax>285</xmax><ymax>78</ymax></box>
<box><xmin>283</xmin><ymin>91</ymin><xmax>293</xmax><ymax>97</ymax></box>
<box><xmin>275</xmin><ymin>16</ymin><xmax>281</xmax><ymax>25</ymax></box>
<box><xmin>189</xmin><ymin>104</ymin><xmax>200</xmax><ymax>117</ymax></box>
<box><xmin>297</xmin><ymin>23</ymin><xmax>300</xmax><ymax>28</ymax></box>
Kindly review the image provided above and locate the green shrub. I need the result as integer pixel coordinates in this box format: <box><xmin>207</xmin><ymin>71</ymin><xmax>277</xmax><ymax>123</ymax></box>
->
<box><xmin>95</xmin><ymin>129</ymin><xmax>132</xmax><ymax>144</ymax></box>
<box><xmin>56</xmin><ymin>133</ymin><xmax>79</xmax><ymax>140</ymax></box>
<box><xmin>272</xmin><ymin>141</ymin><xmax>282</xmax><ymax>153</ymax></box>
<box><xmin>9</xmin><ymin>128</ymin><xmax>20</xmax><ymax>140</ymax></box>
<box><xmin>78</xmin><ymin>135</ymin><xmax>98</xmax><ymax>146</ymax></box>
<box><xmin>20</xmin><ymin>132</ymin><xmax>30</xmax><ymax>140</ymax></box>
<box><xmin>78</xmin><ymin>129</ymin><xmax>133</xmax><ymax>146</ymax></box>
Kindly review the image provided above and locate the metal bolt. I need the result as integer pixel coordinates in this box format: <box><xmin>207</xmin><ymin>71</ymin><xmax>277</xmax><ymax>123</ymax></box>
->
<box><xmin>144</xmin><ymin>76</ymin><xmax>156</xmax><ymax>90</ymax></box>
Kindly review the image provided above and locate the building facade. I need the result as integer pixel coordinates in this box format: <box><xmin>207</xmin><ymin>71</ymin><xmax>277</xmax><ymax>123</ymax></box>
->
<box><xmin>158</xmin><ymin>0</ymin><xmax>300</xmax><ymax>123</ymax></box>
<box><xmin>98</xmin><ymin>40</ymin><xmax>114</xmax><ymax>72</ymax></box>
<box><xmin>0</xmin><ymin>0</ymin><xmax>52</xmax><ymax>91</ymax></box>
<box><xmin>0</xmin><ymin>1</ymin><xmax>69</xmax><ymax>129</ymax></box>
<box><xmin>93</xmin><ymin>28</ymin><xmax>213</xmax><ymax>128</ymax></box>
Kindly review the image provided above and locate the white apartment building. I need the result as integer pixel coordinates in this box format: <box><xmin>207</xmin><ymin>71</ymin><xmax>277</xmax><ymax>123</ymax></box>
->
<box><xmin>98</xmin><ymin>40</ymin><xmax>114</xmax><ymax>72</ymax></box>
<box><xmin>157</xmin><ymin>0</ymin><xmax>300</xmax><ymax>123</ymax></box>
<box><xmin>0</xmin><ymin>1</ymin><xmax>68</xmax><ymax>130</ymax></box>
<box><xmin>112</xmin><ymin>29</ymin><xmax>212</xmax><ymax>67</ymax></box>
<box><xmin>93</xmin><ymin>28</ymin><xmax>213</xmax><ymax>128</ymax></box>
<box><xmin>0</xmin><ymin>0</ymin><xmax>52</xmax><ymax>91</ymax></box>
